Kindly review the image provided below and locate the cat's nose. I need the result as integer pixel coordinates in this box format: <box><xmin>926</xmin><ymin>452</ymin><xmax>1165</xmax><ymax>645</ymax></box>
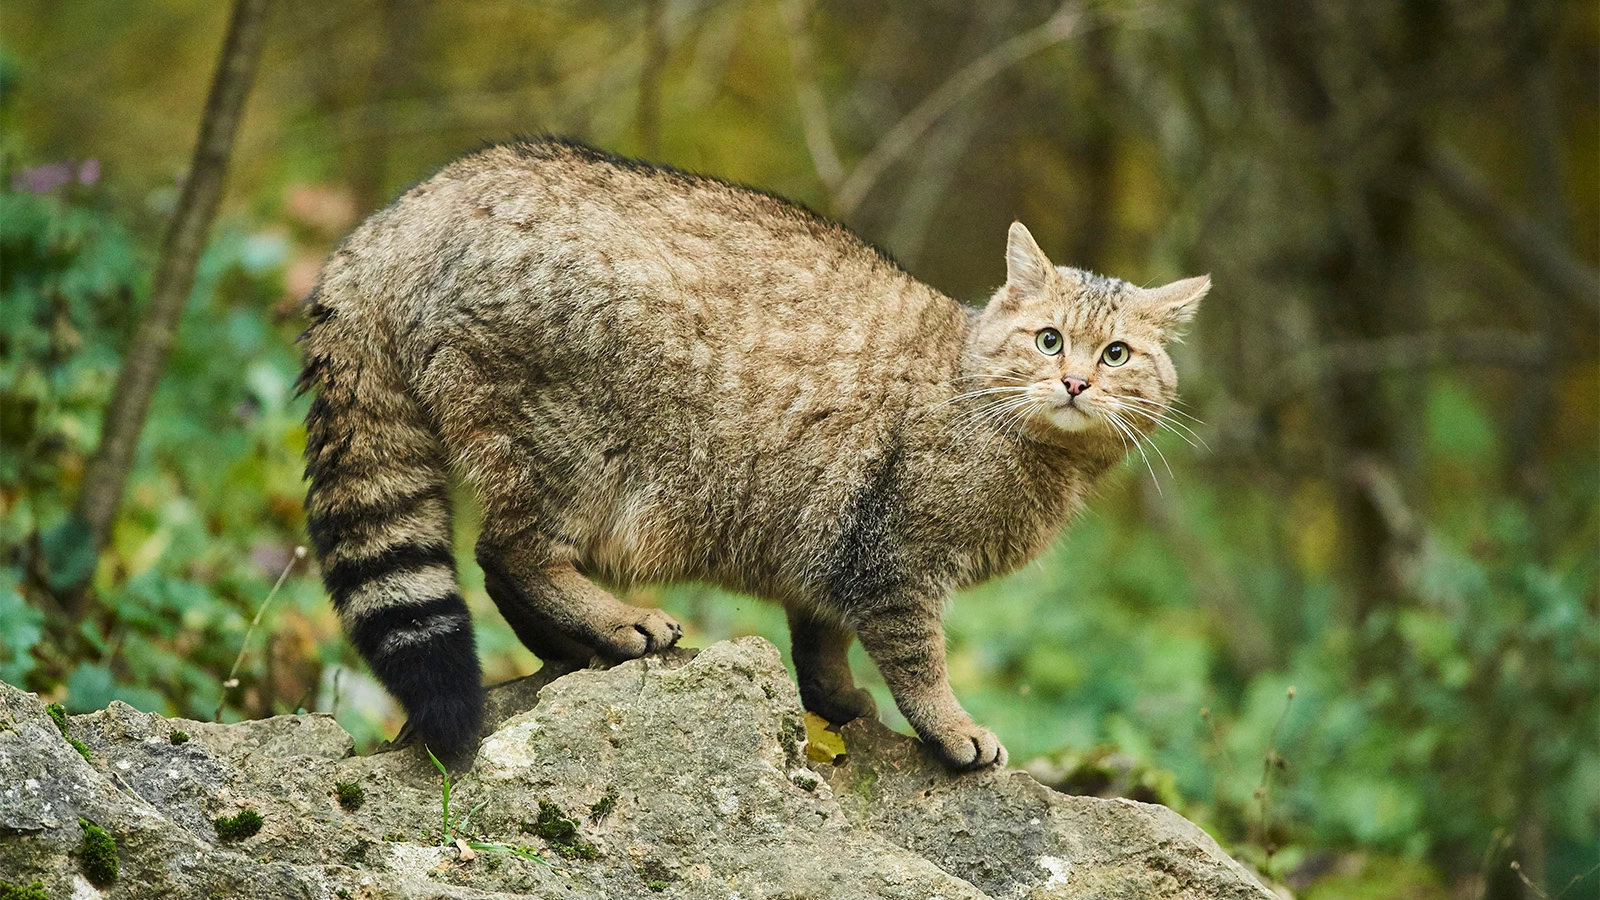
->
<box><xmin>1063</xmin><ymin>375</ymin><xmax>1090</xmax><ymax>396</ymax></box>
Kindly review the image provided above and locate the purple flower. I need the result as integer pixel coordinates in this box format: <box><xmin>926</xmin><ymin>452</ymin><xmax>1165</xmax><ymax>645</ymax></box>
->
<box><xmin>8</xmin><ymin>159</ymin><xmax>101</xmax><ymax>193</ymax></box>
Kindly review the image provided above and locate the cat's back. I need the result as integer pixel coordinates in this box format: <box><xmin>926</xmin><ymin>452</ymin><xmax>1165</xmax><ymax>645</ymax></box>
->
<box><xmin>332</xmin><ymin>139</ymin><xmax>948</xmax><ymax>346</ymax></box>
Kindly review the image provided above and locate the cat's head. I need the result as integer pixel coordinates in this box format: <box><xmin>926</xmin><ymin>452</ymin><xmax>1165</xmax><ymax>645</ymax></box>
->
<box><xmin>962</xmin><ymin>222</ymin><xmax>1208</xmax><ymax>445</ymax></box>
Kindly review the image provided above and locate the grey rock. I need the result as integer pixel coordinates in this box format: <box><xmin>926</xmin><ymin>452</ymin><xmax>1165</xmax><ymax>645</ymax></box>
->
<box><xmin>0</xmin><ymin>637</ymin><xmax>1272</xmax><ymax>899</ymax></box>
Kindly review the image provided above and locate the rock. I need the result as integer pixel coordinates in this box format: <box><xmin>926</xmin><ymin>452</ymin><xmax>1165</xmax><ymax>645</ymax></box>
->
<box><xmin>0</xmin><ymin>637</ymin><xmax>1273</xmax><ymax>899</ymax></box>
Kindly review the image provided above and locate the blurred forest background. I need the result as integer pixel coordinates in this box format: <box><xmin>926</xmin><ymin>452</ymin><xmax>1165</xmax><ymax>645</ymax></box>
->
<box><xmin>2</xmin><ymin>1</ymin><xmax>1596</xmax><ymax>897</ymax></box>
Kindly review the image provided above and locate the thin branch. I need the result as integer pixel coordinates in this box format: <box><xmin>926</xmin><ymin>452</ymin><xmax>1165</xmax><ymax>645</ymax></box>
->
<box><xmin>1424</xmin><ymin>145</ymin><xmax>1600</xmax><ymax>317</ymax></box>
<box><xmin>833</xmin><ymin>2</ymin><xmax>1086</xmax><ymax>216</ymax></box>
<box><xmin>68</xmin><ymin>0</ymin><xmax>275</xmax><ymax>602</ymax></box>
<box><xmin>214</xmin><ymin>547</ymin><xmax>305</xmax><ymax>723</ymax></box>
<box><xmin>1266</xmin><ymin>329</ymin><xmax>1549</xmax><ymax>403</ymax></box>
<box><xmin>779</xmin><ymin>0</ymin><xmax>844</xmax><ymax>193</ymax></box>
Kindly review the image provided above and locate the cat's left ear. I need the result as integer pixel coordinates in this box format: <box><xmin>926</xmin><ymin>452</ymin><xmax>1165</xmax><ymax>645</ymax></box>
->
<box><xmin>1136</xmin><ymin>275</ymin><xmax>1210</xmax><ymax>335</ymax></box>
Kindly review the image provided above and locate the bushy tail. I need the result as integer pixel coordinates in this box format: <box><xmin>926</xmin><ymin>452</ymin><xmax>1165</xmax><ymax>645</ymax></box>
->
<box><xmin>298</xmin><ymin>289</ymin><xmax>482</xmax><ymax>757</ymax></box>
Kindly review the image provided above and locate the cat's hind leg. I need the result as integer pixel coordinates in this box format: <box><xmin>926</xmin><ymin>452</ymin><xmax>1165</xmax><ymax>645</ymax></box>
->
<box><xmin>420</xmin><ymin>345</ymin><xmax>679</xmax><ymax>662</ymax></box>
<box><xmin>477</xmin><ymin>535</ymin><xmax>681</xmax><ymax>662</ymax></box>
<box><xmin>786</xmin><ymin>606</ymin><xmax>877</xmax><ymax>726</ymax></box>
<box><xmin>479</xmin><ymin>545</ymin><xmax>597</xmax><ymax>665</ymax></box>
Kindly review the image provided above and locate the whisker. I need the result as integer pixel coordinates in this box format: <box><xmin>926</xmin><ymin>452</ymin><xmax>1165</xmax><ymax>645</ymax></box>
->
<box><xmin>952</xmin><ymin>396</ymin><xmax>1037</xmax><ymax>445</ymax></box>
<box><xmin>998</xmin><ymin>398</ymin><xmax>1039</xmax><ymax>443</ymax></box>
<box><xmin>1121</xmin><ymin>395</ymin><xmax>1208</xmax><ymax>427</ymax></box>
<box><xmin>951</xmin><ymin>373</ymin><xmax>1033</xmax><ymax>383</ymax></box>
<box><xmin>1112</xmin><ymin>402</ymin><xmax>1205</xmax><ymax>450</ymax></box>
<box><xmin>933</xmin><ymin>386</ymin><xmax>1031</xmax><ymax>410</ymax></box>
<box><xmin>1114</xmin><ymin>396</ymin><xmax>1211</xmax><ymax>448</ymax></box>
<box><xmin>1105</xmin><ymin>408</ymin><xmax>1163</xmax><ymax>495</ymax></box>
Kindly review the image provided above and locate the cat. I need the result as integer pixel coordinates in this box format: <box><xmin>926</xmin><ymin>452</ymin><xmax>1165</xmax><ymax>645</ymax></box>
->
<box><xmin>299</xmin><ymin>137</ymin><xmax>1207</xmax><ymax>770</ymax></box>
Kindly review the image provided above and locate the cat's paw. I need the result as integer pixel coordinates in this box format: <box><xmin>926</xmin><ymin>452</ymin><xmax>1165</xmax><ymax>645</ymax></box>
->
<box><xmin>804</xmin><ymin>685</ymin><xmax>878</xmax><ymax>727</ymax></box>
<box><xmin>599</xmin><ymin>608</ymin><xmax>683</xmax><ymax>659</ymax></box>
<box><xmin>920</xmin><ymin>720</ymin><xmax>1008</xmax><ymax>771</ymax></box>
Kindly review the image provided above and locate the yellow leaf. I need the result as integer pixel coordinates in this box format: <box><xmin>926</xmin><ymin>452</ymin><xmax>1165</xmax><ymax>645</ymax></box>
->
<box><xmin>803</xmin><ymin>712</ymin><xmax>847</xmax><ymax>764</ymax></box>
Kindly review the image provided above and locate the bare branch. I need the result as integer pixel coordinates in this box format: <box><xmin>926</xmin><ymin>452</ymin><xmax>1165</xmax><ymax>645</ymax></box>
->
<box><xmin>833</xmin><ymin>2</ymin><xmax>1085</xmax><ymax>216</ymax></box>
<box><xmin>68</xmin><ymin>0</ymin><xmax>274</xmax><ymax>599</ymax></box>
<box><xmin>1266</xmin><ymin>329</ymin><xmax>1548</xmax><ymax>403</ymax></box>
<box><xmin>779</xmin><ymin>0</ymin><xmax>844</xmax><ymax>193</ymax></box>
<box><xmin>1424</xmin><ymin>145</ymin><xmax>1600</xmax><ymax>318</ymax></box>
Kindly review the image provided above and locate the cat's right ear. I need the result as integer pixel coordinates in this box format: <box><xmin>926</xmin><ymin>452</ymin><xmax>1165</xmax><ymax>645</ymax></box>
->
<box><xmin>1005</xmin><ymin>222</ymin><xmax>1054</xmax><ymax>303</ymax></box>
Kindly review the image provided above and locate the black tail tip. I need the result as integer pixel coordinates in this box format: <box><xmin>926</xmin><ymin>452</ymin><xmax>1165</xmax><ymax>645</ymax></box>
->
<box><xmin>368</xmin><ymin>627</ymin><xmax>486</xmax><ymax>763</ymax></box>
<box><xmin>400</xmin><ymin>684</ymin><xmax>485</xmax><ymax>765</ymax></box>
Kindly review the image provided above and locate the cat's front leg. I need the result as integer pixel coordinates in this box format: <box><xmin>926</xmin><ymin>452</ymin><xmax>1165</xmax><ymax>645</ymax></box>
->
<box><xmin>854</xmin><ymin>600</ymin><xmax>1007</xmax><ymax>770</ymax></box>
<box><xmin>786</xmin><ymin>606</ymin><xmax>877</xmax><ymax>727</ymax></box>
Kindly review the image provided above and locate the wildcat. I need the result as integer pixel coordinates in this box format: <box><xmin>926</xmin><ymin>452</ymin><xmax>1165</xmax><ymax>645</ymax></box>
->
<box><xmin>299</xmin><ymin>138</ymin><xmax>1206</xmax><ymax>770</ymax></box>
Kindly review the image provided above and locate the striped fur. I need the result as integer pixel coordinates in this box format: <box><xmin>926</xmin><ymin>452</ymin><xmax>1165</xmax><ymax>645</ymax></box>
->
<box><xmin>300</xmin><ymin>292</ymin><xmax>482</xmax><ymax>758</ymax></box>
<box><xmin>296</xmin><ymin>139</ymin><xmax>1205</xmax><ymax>770</ymax></box>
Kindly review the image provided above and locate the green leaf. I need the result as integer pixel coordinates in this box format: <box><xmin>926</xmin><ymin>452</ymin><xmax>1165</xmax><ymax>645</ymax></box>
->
<box><xmin>39</xmin><ymin>515</ymin><xmax>96</xmax><ymax>590</ymax></box>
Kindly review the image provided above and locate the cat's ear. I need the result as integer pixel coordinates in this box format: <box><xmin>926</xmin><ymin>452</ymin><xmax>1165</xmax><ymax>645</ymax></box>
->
<box><xmin>1137</xmin><ymin>275</ymin><xmax>1209</xmax><ymax>334</ymax></box>
<box><xmin>1005</xmin><ymin>222</ymin><xmax>1054</xmax><ymax>302</ymax></box>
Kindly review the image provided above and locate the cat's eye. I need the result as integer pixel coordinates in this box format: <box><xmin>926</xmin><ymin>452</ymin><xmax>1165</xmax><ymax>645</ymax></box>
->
<box><xmin>1035</xmin><ymin>328</ymin><xmax>1063</xmax><ymax>356</ymax></box>
<box><xmin>1101</xmin><ymin>341</ymin><xmax>1130</xmax><ymax>367</ymax></box>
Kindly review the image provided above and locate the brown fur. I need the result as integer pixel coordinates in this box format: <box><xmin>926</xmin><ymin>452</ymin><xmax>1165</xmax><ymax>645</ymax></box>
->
<box><xmin>299</xmin><ymin>138</ymin><xmax>1208</xmax><ymax>769</ymax></box>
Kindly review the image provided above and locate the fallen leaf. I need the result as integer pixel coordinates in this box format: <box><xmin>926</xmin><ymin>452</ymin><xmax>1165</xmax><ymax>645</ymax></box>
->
<box><xmin>803</xmin><ymin>712</ymin><xmax>847</xmax><ymax>764</ymax></box>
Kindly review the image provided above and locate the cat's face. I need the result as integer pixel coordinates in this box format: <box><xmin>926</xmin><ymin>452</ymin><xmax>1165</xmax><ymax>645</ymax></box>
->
<box><xmin>963</xmin><ymin>223</ymin><xmax>1207</xmax><ymax>445</ymax></box>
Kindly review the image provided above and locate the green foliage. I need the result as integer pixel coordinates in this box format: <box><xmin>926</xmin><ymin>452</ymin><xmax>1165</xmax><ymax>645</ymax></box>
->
<box><xmin>0</xmin><ymin>577</ymin><xmax>44</xmax><ymax>685</ymax></box>
<box><xmin>335</xmin><ymin>780</ymin><xmax>365</xmax><ymax>811</ymax></box>
<box><xmin>169</xmin><ymin>729</ymin><xmax>190</xmax><ymax>745</ymax></box>
<box><xmin>425</xmin><ymin>745</ymin><xmax>487</xmax><ymax>844</ymax></box>
<box><xmin>588</xmin><ymin>786</ymin><xmax>619</xmax><ymax>823</ymax></box>
<box><xmin>77</xmin><ymin>818</ymin><xmax>117</xmax><ymax>887</ymax></box>
<box><xmin>0</xmin><ymin>881</ymin><xmax>48</xmax><ymax>900</ymax></box>
<box><xmin>213</xmin><ymin>809</ymin><xmax>263</xmax><ymax>842</ymax></box>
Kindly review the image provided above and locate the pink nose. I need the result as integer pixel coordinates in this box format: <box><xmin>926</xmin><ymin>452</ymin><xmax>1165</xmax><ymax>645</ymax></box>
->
<box><xmin>1063</xmin><ymin>376</ymin><xmax>1090</xmax><ymax>396</ymax></box>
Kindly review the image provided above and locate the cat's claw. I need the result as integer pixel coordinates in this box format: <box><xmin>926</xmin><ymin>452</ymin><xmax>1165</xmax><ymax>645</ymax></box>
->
<box><xmin>601</xmin><ymin>608</ymin><xmax>682</xmax><ymax>659</ymax></box>
<box><xmin>922</xmin><ymin>721</ymin><xmax>1008</xmax><ymax>771</ymax></box>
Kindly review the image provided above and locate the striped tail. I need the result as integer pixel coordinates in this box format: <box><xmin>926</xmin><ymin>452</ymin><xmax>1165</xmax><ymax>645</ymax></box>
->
<box><xmin>298</xmin><ymin>289</ymin><xmax>483</xmax><ymax>758</ymax></box>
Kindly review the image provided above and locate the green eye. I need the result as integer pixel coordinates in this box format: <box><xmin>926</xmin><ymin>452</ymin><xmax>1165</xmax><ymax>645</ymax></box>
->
<box><xmin>1035</xmin><ymin>328</ymin><xmax>1063</xmax><ymax>356</ymax></box>
<box><xmin>1101</xmin><ymin>341</ymin><xmax>1130</xmax><ymax>366</ymax></box>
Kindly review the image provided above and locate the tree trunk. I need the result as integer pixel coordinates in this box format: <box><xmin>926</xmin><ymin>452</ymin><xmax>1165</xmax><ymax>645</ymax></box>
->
<box><xmin>65</xmin><ymin>0</ymin><xmax>275</xmax><ymax>604</ymax></box>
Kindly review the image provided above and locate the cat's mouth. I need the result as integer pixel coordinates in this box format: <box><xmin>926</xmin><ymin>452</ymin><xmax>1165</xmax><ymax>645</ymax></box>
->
<box><xmin>1044</xmin><ymin>399</ymin><xmax>1099</xmax><ymax>432</ymax></box>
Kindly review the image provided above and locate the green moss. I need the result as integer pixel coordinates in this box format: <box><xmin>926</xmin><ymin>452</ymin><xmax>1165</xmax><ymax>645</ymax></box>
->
<box><xmin>383</xmin><ymin>831</ymin><xmax>407</xmax><ymax>842</ymax></box>
<box><xmin>214</xmin><ymin>809</ymin><xmax>263</xmax><ymax>841</ymax></box>
<box><xmin>170</xmin><ymin>730</ymin><xmax>190</xmax><ymax>745</ymax></box>
<box><xmin>557</xmin><ymin>839</ymin><xmax>598</xmax><ymax>861</ymax></box>
<box><xmin>637</xmin><ymin>858</ymin><xmax>678</xmax><ymax>890</ymax></box>
<box><xmin>520</xmin><ymin>800</ymin><xmax>597</xmax><ymax>860</ymax></box>
<box><xmin>588</xmin><ymin>786</ymin><xmax>618</xmax><ymax>822</ymax></box>
<box><xmin>44</xmin><ymin>702</ymin><xmax>92</xmax><ymax>761</ymax></box>
<box><xmin>334</xmin><ymin>781</ymin><xmax>365</xmax><ymax>811</ymax></box>
<box><xmin>45</xmin><ymin>703</ymin><xmax>68</xmax><ymax>735</ymax></box>
<box><xmin>78</xmin><ymin>818</ymin><xmax>118</xmax><ymax>887</ymax></box>
<box><xmin>523</xmin><ymin>800</ymin><xmax>576</xmax><ymax>842</ymax></box>
<box><xmin>0</xmin><ymin>880</ymin><xmax>49</xmax><ymax>900</ymax></box>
